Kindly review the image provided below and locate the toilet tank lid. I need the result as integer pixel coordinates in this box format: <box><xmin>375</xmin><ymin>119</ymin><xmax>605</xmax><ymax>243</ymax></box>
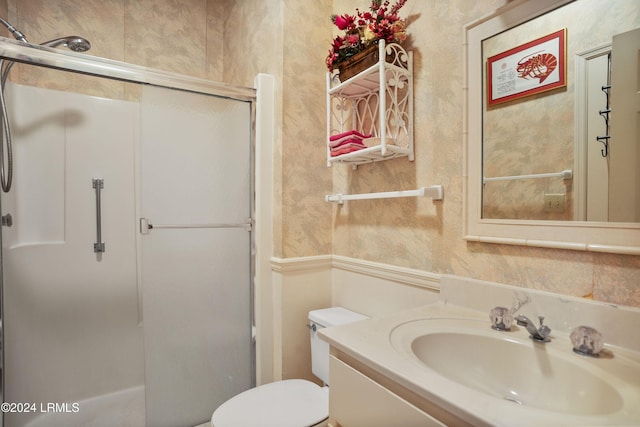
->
<box><xmin>308</xmin><ymin>307</ymin><xmax>368</xmax><ymax>327</ymax></box>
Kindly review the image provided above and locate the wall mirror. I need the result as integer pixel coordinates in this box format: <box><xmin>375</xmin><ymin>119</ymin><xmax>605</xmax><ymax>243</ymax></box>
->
<box><xmin>464</xmin><ymin>0</ymin><xmax>640</xmax><ymax>254</ymax></box>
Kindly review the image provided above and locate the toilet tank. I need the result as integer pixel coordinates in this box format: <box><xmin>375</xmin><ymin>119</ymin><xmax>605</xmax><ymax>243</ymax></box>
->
<box><xmin>308</xmin><ymin>307</ymin><xmax>368</xmax><ymax>385</ymax></box>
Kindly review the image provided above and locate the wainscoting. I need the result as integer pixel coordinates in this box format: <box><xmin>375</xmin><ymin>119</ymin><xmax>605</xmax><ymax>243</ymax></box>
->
<box><xmin>269</xmin><ymin>255</ymin><xmax>441</xmax><ymax>383</ymax></box>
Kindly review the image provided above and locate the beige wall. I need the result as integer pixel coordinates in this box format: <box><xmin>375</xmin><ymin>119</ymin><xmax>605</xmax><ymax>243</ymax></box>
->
<box><xmin>3</xmin><ymin>0</ymin><xmax>638</xmax><ymax>308</ymax></box>
<box><xmin>3</xmin><ymin>0</ymin><xmax>226</xmax><ymax>100</ymax></box>
<box><xmin>325</xmin><ymin>0</ymin><xmax>640</xmax><ymax>307</ymax></box>
<box><xmin>0</xmin><ymin>1</ymin><xmax>6</xmax><ymax>30</ymax></box>
<box><xmin>7</xmin><ymin>0</ymin><xmax>223</xmax><ymax>80</ymax></box>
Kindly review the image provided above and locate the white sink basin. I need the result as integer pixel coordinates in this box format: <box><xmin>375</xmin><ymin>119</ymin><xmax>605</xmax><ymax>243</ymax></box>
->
<box><xmin>390</xmin><ymin>317</ymin><xmax>640</xmax><ymax>417</ymax></box>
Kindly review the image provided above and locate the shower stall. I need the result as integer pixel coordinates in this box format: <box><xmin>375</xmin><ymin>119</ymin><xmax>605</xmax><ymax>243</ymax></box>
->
<box><xmin>0</xmin><ymin>34</ymin><xmax>265</xmax><ymax>427</ymax></box>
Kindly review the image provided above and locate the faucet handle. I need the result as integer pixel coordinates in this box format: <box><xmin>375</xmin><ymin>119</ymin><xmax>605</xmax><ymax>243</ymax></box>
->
<box><xmin>490</xmin><ymin>307</ymin><xmax>513</xmax><ymax>331</ymax></box>
<box><xmin>570</xmin><ymin>326</ymin><xmax>604</xmax><ymax>357</ymax></box>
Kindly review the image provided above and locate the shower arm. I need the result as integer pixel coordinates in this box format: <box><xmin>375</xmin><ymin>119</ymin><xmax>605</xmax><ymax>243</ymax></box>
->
<box><xmin>0</xmin><ymin>18</ymin><xmax>91</xmax><ymax>193</ymax></box>
<box><xmin>0</xmin><ymin>17</ymin><xmax>27</xmax><ymax>43</ymax></box>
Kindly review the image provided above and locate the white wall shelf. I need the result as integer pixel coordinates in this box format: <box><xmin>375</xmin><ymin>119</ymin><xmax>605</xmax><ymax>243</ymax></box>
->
<box><xmin>326</xmin><ymin>41</ymin><xmax>414</xmax><ymax>169</ymax></box>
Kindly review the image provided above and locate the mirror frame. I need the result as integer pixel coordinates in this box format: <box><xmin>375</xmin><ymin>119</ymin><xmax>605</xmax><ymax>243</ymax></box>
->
<box><xmin>463</xmin><ymin>0</ymin><xmax>640</xmax><ymax>255</ymax></box>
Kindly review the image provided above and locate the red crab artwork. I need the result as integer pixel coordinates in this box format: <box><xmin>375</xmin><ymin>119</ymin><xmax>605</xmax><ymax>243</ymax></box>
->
<box><xmin>516</xmin><ymin>51</ymin><xmax>558</xmax><ymax>84</ymax></box>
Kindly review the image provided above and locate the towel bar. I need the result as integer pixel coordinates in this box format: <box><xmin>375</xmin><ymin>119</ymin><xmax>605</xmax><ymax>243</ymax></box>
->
<box><xmin>325</xmin><ymin>185</ymin><xmax>443</xmax><ymax>204</ymax></box>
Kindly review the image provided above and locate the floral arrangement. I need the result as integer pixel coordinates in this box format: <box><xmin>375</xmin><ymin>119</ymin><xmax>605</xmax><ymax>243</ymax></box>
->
<box><xmin>326</xmin><ymin>0</ymin><xmax>408</xmax><ymax>71</ymax></box>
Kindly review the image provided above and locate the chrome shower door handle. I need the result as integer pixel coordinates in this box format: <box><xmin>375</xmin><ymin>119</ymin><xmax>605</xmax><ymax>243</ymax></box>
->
<box><xmin>92</xmin><ymin>178</ymin><xmax>105</xmax><ymax>253</ymax></box>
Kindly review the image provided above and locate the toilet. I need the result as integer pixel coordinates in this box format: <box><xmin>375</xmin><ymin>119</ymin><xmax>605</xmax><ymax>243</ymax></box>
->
<box><xmin>210</xmin><ymin>307</ymin><xmax>368</xmax><ymax>427</ymax></box>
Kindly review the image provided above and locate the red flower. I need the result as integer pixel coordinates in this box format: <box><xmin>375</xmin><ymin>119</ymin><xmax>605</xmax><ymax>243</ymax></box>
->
<box><xmin>326</xmin><ymin>0</ymin><xmax>409</xmax><ymax>71</ymax></box>
<box><xmin>332</xmin><ymin>14</ymin><xmax>356</xmax><ymax>31</ymax></box>
<box><xmin>346</xmin><ymin>34</ymin><xmax>360</xmax><ymax>45</ymax></box>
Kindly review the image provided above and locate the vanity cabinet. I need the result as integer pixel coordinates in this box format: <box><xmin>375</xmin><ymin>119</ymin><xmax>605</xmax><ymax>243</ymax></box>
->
<box><xmin>328</xmin><ymin>355</ymin><xmax>447</xmax><ymax>427</ymax></box>
<box><xmin>326</xmin><ymin>41</ymin><xmax>413</xmax><ymax>168</ymax></box>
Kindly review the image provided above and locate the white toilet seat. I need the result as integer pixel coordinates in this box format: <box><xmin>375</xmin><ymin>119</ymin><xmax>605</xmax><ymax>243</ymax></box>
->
<box><xmin>210</xmin><ymin>379</ymin><xmax>329</xmax><ymax>427</ymax></box>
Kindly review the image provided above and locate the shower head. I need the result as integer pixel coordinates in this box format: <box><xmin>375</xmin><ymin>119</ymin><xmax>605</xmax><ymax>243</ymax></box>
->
<box><xmin>0</xmin><ymin>17</ymin><xmax>28</xmax><ymax>43</ymax></box>
<box><xmin>40</xmin><ymin>36</ymin><xmax>91</xmax><ymax>52</ymax></box>
<box><xmin>1</xmin><ymin>18</ymin><xmax>91</xmax><ymax>52</ymax></box>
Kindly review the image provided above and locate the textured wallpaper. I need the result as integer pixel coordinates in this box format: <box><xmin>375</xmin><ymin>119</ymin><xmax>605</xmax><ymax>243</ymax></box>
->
<box><xmin>326</xmin><ymin>0</ymin><xmax>640</xmax><ymax>307</ymax></box>
<box><xmin>3</xmin><ymin>0</ymin><xmax>639</xmax><ymax>307</ymax></box>
<box><xmin>5</xmin><ymin>0</ymin><xmax>224</xmax><ymax>99</ymax></box>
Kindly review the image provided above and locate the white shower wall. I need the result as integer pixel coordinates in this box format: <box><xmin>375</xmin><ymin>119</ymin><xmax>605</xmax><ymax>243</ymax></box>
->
<box><xmin>2</xmin><ymin>83</ymin><xmax>144</xmax><ymax>427</ymax></box>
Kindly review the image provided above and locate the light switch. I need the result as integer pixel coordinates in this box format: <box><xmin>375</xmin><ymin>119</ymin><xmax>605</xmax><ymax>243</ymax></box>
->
<box><xmin>543</xmin><ymin>193</ymin><xmax>565</xmax><ymax>212</ymax></box>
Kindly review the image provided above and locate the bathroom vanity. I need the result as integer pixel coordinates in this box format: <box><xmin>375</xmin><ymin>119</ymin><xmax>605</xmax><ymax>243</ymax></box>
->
<box><xmin>319</xmin><ymin>276</ymin><xmax>640</xmax><ymax>427</ymax></box>
<box><xmin>328</xmin><ymin>351</ymin><xmax>458</xmax><ymax>427</ymax></box>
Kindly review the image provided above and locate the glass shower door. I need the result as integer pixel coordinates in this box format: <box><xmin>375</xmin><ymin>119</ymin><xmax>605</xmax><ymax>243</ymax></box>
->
<box><xmin>139</xmin><ymin>86</ymin><xmax>254</xmax><ymax>427</ymax></box>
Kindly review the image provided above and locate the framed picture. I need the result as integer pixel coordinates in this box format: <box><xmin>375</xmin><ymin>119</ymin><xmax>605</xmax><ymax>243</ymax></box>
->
<box><xmin>487</xmin><ymin>29</ymin><xmax>566</xmax><ymax>106</ymax></box>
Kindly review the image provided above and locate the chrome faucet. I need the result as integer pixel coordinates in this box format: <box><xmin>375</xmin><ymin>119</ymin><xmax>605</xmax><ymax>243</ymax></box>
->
<box><xmin>515</xmin><ymin>314</ymin><xmax>551</xmax><ymax>342</ymax></box>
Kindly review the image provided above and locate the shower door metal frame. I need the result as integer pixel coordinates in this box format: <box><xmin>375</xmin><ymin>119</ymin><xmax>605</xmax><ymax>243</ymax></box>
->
<box><xmin>0</xmin><ymin>37</ymin><xmax>255</xmax><ymax>101</ymax></box>
<box><xmin>0</xmin><ymin>35</ymin><xmax>259</xmax><ymax>424</ymax></box>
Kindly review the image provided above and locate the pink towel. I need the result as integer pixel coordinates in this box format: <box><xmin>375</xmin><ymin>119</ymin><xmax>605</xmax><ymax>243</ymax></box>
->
<box><xmin>330</xmin><ymin>144</ymin><xmax>366</xmax><ymax>156</ymax></box>
<box><xmin>330</xmin><ymin>142</ymin><xmax>366</xmax><ymax>152</ymax></box>
<box><xmin>329</xmin><ymin>130</ymin><xmax>371</xmax><ymax>143</ymax></box>
<box><xmin>329</xmin><ymin>137</ymin><xmax>367</xmax><ymax>149</ymax></box>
